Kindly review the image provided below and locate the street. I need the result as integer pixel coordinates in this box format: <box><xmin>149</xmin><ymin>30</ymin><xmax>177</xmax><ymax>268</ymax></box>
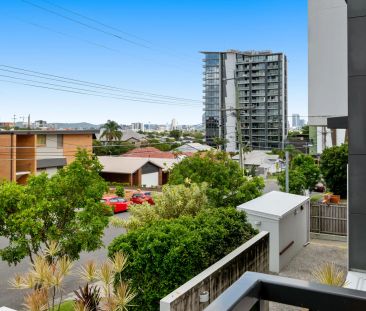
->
<box><xmin>0</xmin><ymin>212</ymin><xmax>130</xmax><ymax>309</ymax></box>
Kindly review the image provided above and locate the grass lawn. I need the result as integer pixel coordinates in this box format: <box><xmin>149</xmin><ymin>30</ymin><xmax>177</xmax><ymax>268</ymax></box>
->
<box><xmin>52</xmin><ymin>300</ymin><xmax>74</xmax><ymax>311</ymax></box>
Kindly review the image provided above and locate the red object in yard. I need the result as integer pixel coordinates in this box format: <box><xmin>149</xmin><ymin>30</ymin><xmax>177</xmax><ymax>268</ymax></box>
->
<box><xmin>130</xmin><ymin>192</ymin><xmax>155</xmax><ymax>205</ymax></box>
<box><xmin>101</xmin><ymin>196</ymin><xmax>130</xmax><ymax>213</ymax></box>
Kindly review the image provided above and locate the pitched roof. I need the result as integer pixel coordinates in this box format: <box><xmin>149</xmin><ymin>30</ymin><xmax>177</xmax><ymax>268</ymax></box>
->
<box><xmin>174</xmin><ymin>143</ymin><xmax>213</xmax><ymax>152</ymax></box>
<box><xmin>232</xmin><ymin>150</ymin><xmax>279</xmax><ymax>166</ymax></box>
<box><xmin>121</xmin><ymin>147</ymin><xmax>177</xmax><ymax>159</ymax></box>
<box><xmin>121</xmin><ymin>130</ymin><xmax>146</xmax><ymax>142</ymax></box>
<box><xmin>98</xmin><ymin>156</ymin><xmax>180</xmax><ymax>174</ymax></box>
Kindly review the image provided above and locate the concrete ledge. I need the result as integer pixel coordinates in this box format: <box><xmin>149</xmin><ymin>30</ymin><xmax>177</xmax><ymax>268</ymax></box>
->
<box><xmin>310</xmin><ymin>232</ymin><xmax>347</xmax><ymax>242</ymax></box>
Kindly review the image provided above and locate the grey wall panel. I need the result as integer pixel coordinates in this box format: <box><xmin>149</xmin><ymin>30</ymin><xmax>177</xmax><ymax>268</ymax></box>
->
<box><xmin>349</xmin><ymin>17</ymin><xmax>366</xmax><ymax>76</ymax></box>
<box><xmin>348</xmin><ymin>155</ymin><xmax>366</xmax><ymax>214</ymax></box>
<box><xmin>348</xmin><ymin>0</ymin><xmax>366</xmax><ymax>18</ymax></box>
<box><xmin>349</xmin><ymin>213</ymin><xmax>366</xmax><ymax>271</ymax></box>
<box><xmin>348</xmin><ymin>76</ymin><xmax>366</xmax><ymax>154</ymax></box>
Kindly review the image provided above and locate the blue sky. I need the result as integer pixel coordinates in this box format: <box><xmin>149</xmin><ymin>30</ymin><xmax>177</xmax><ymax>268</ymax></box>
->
<box><xmin>0</xmin><ymin>0</ymin><xmax>308</xmax><ymax>125</ymax></box>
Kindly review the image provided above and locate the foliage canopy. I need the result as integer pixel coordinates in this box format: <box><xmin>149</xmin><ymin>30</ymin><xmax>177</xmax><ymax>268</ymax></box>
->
<box><xmin>0</xmin><ymin>150</ymin><xmax>109</xmax><ymax>265</ymax></box>
<box><xmin>320</xmin><ymin>144</ymin><xmax>348</xmax><ymax>197</ymax></box>
<box><xmin>168</xmin><ymin>151</ymin><xmax>264</xmax><ymax>207</ymax></box>
<box><xmin>108</xmin><ymin>208</ymin><xmax>257</xmax><ymax>310</ymax></box>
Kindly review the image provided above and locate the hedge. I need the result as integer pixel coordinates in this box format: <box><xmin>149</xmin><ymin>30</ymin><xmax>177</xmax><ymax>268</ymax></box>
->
<box><xmin>108</xmin><ymin>207</ymin><xmax>257</xmax><ymax>310</ymax></box>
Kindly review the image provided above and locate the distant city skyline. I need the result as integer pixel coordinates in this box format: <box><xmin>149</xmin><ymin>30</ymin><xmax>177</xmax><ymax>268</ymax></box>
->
<box><xmin>0</xmin><ymin>0</ymin><xmax>307</xmax><ymax>124</ymax></box>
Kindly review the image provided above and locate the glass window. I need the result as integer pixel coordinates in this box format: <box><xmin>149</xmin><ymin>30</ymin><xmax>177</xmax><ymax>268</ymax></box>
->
<box><xmin>57</xmin><ymin>135</ymin><xmax>63</xmax><ymax>149</ymax></box>
<box><xmin>37</xmin><ymin>134</ymin><xmax>46</xmax><ymax>146</ymax></box>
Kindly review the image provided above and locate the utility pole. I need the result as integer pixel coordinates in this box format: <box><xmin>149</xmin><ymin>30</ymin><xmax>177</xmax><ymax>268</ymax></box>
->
<box><xmin>285</xmin><ymin>151</ymin><xmax>289</xmax><ymax>193</ymax></box>
<box><xmin>12</xmin><ymin>114</ymin><xmax>16</xmax><ymax>128</ymax></box>
<box><xmin>235</xmin><ymin>78</ymin><xmax>244</xmax><ymax>171</ymax></box>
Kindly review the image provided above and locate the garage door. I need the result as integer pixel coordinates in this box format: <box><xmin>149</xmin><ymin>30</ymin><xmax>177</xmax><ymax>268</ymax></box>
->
<box><xmin>141</xmin><ymin>162</ymin><xmax>159</xmax><ymax>187</ymax></box>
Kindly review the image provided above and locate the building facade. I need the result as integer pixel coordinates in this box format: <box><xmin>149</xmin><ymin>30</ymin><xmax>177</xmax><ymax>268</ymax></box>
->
<box><xmin>308</xmin><ymin>0</ymin><xmax>348</xmax><ymax>154</ymax></box>
<box><xmin>202</xmin><ymin>50</ymin><xmax>288</xmax><ymax>152</ymax></box>
<box><xmin>0</xmin><ymin>130</ymin><xmax>96</xmax><ymax>183</ymax></box>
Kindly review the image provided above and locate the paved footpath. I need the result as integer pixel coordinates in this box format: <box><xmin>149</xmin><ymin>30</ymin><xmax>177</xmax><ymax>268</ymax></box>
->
<box><xmin>0</xmin><ymin>212</ymin><xmax>130</xmax><ymax>309</ymax></box>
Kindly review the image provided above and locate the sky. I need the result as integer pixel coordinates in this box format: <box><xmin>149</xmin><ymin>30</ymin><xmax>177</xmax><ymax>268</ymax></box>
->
<box><xmin>0</xmin><ymin>0</ymin><xmax>308</xmax><ymax>125</ymax></box>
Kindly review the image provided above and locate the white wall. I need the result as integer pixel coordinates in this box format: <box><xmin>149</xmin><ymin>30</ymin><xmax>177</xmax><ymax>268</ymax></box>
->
<box><xmin>141</xmin><ymin>172</ymin><xmax>159</xmax><ymax>187</ymax></box>
<box><xmin>223</xmin><ymin>53</ymin><xmax>237</xmax><ymax>153</ymax></box>
<box><xmin>36</xmin><ymin>167</ymin><xmax>58</xmax><ymax>177</ymax></box>
<box><xmin>315</xmin><ymin>127</ymin><xmax>346</xmax><ymax>154</ymax></box>
<box><xmin>246</xmin><ymin>214</ymin><xmax>280</xmax><ymax>273</ymax></box>
<box><xmin>36</xmin><ymin>134</ymin><xmax>64</xmax><ymax>160</ymax></box>
<box><xmin>278</xmin><ymin>202</ymin><xmax>310</xmax><ymax>271</ymax></box>
<box><xmin>308</xmin><ymin>0</ymin><xmax>348</xmax><ymax>126</ymax></box>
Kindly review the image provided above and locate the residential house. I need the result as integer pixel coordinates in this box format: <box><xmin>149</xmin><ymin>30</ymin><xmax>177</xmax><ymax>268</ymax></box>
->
<box><xmin>121</xmin><ymin>147</ymin><xmax>191</xmax><ymax>159</ymax></box>
<box><xmin>96</xmin><ymin>129</ymin><xmax>146</xmax><ymax>146</ymax></box>
<box><xmin>98</xmin><ymin>156</ymin><xmax>180</xmax><ymax>187</ymax></box>
<box><xmin>0</xmin><ymin>130</ymin><xmax>97</xmax><ymax>183</ymax></box>
<box><xmin>232</xmin><ymin>150</ymin><xmax>281</xmax><ymax>177</ymax></box>
<box><xmin>174</xmin><ymin>143</ymin><xmax>213</xmax><ymax>153</ymax></box>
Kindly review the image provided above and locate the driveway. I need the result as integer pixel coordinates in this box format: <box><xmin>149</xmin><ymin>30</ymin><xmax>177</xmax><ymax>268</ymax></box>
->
<box><xmin>0</xmin><ymin>212</ymin><xmax>130</xmax><ymax>309</ymax></box>
<box><xmin>264</xmin><ymin>178</ymin><xmax>280</xmax><ymax>193</ymax></box>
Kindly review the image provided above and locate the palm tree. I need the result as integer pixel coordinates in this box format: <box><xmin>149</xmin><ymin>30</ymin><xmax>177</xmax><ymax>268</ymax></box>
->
<box><xmin>100</xmin><ymin>120</ymin><xmax>123</xmax><ymax>142</ymax></box>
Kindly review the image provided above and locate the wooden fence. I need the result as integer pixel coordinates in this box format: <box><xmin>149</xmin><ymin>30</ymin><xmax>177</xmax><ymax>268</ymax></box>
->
<box><xmin>160</xmin><ymin>231</ymin><xmax>269</xmax><ymax>311</ymax></box>
<box><xmin>310</xmin><ymin>203</ymin><xmax>347</xmax><ymax>236</ymax></box>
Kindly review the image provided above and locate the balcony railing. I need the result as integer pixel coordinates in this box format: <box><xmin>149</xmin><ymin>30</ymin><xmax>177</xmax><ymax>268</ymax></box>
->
<box><xmin>205</xmin><ymin>272</ymin><xmax>366</xmax><ymax>311</ymax></box>
<box><xmin>160</xmin><ymin>232</ymin><xmax>269</xmax><ymax>311</ymax></box>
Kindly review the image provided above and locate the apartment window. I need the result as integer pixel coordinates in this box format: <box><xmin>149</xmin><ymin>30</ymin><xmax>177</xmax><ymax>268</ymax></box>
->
<box><xmin>57</xmin><ymin>135</ymin><xmax>63</xmax><ymax>149</ymax></box>
<box><xmin>37</xmin><ymin>134</ymin><xmax>46</xmax><ymax>146</ymax></box>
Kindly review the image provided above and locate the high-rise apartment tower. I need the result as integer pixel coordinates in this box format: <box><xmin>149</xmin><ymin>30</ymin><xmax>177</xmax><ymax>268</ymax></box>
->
<box><xmin>201</xmin><ymin>50</ymin><xmax>288</xmax><ymax>152</ymax></box>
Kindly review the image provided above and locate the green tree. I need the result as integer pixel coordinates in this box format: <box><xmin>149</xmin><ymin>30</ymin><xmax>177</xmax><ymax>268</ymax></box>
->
<box><xmin>169</xmin><ymin>130</ymin><xmax>182</xmax><ymax>140</ymax></box>
<box><xmin>100</xmin><ymin>120</ymin><xmax>123</xmax><ymax>141</ymax></box>
<box><xmin>93</xmin><ymin>140</ymin><xmax>135</xmax><ymax>156</ymax></box>
<box><xmin>0</xmin><ymin>150</ymin><xmax>109</xmax><ymax>265</ymax></box>
<box><xmin>115</xmin><ymin>185</ymin><xmax>125</xmax><ymax>197</ymax></box>
<box><xmin>168</xmin><ymin>151</ymin><xmax>264</xmax><ymax>207</ymax></box>
<box><xmin>320</xmin><ymin>144</ymin><xmax>348</xmax><ymax>197</ymax></box>
<box><xmin>212</xmin><ymin>137</ymin><xmax>228</xmax><ymax>150</ymax></box>
<box><xmin>111</xmin><ymin>183</ymin><xmax>209</xmax><ymax>231</ymax></box>
<box><xmin>278</xmin><ymin>168</ymin><xmax>307</xmax><ymax>195</ymax></box>
<box><xmin>108</xmin><ymin>208</ymin><xmax>257</xmax><ymax>311</ymax></box>
<box><xmin>291</xmin><ymin>154</ymin><xmax>320</xmax><ymax>190</ymax></box>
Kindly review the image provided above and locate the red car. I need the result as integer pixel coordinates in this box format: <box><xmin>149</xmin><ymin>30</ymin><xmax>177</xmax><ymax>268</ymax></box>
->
<box><xmin>101</xmin><ymin>196</ymin><xmax>130</xmax><ymax>213</ymax></box>
<box><xmin>130</xmin><ymin>192</ymin><xmax>155</xmax><ymax>205</ymax></box>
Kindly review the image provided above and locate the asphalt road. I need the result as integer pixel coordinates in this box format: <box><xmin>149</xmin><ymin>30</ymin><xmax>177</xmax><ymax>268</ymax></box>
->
<box><xmin>0</xmin><ymin>212</ymin><xmax>130</xmax><ymax>309</ymax></box>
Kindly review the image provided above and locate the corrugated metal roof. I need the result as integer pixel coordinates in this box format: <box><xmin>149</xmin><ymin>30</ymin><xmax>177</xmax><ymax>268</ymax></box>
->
<box><xmin>237</xmin><ymin>191</ymin><xmax>309</xmax><ymax>220</ymax></box>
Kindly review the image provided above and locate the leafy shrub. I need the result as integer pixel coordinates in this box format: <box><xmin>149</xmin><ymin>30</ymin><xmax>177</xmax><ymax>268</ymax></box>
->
<box><xmin>115</xmin><ymin>185</ymin><xmax>125</xmax><ymax>198</ymax></box>
<box><xmin>112</xmin><ymin>183</ymin><xmax>209</xmax><ymax>231</ymax></box>
<box><xmin>108</xmin><ymin>208</ymin><xmax>257</xmax><ymax>310</ymax></box>
<box><xmin>168</xmin><ymin>151</ymin><xmax>264</xmax><ymax>207</ymax></box>
<box><xmin>320</xmin><ymin>144</ymin><xmax>348</xmax><ymax>197</ymax></box>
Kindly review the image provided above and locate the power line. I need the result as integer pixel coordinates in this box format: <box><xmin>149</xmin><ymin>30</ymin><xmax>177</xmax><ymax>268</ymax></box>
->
<box><xmin>0</xmin><ymin>73</ymin><xmax>200</xmax><ymax>107</ymax></box>
<box><xmin>21</xmin><ymin>0</ymin><xmax>151</xmax><ymax>49</ymax></box>
<box><xmin>38</xmin><ymin>0</ymin><xmax>151</xmax><ymax>44</ymax></box>
<box><xmin>0</xmin><ymin>65</ymin><xmax>201</xmax><ymax>103</ymax></box>
<box><xmin>20</xmin><ymin>0</ymin><xmax>198</xmax><ymax>64</ymax></box>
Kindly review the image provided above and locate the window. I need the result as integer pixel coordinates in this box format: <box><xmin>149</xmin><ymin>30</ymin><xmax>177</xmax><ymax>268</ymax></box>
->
<box><xmin>37</xmin><ymin>134</ymin><xmax>46</xmax><ymax>146</ymax></box>
<box><xmin>57</xmin><ymin>135</ymin><xmax>63</xmax><ymax>149</ymax></box>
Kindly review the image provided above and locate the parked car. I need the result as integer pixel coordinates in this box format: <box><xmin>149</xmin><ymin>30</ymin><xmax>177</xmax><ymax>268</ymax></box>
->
<box><xmin>131</xmin><ymin>192</ymin><xmax>155</xmax><ymax>205</ymax></box>
<box><xmin>101</xmin><ymin>196</ymin><xmax>130</xmax><ymax>213</ymax></box>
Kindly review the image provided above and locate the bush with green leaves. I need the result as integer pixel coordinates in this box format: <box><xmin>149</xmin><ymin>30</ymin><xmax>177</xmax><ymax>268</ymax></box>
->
<box><xmin>0</xmin><ymin>150</ymin><xmax>109</xmax><ymax>265</ymax></box>
<box><xmin>320</xmin><ymin>144</ymin><xmax>348</xmax><ymax>197</ymax></box>
<box><xmin>115</xmin><ymin>185</ymin><xmax>125</xmax><ymax>198</ymax></box>
<box><xmin>168</xmin><ymin>151</ymin><xmax>264</xmax><ymax>207</ymax></box>
<box><xmin>108</xmin><ymin>208</ymin><xmax>257</xmax><ymax>310</ymax></box>
<box><xmin>277</xmin><ymin>154</ymin><xmax>320</xmax><ymax>195</ymax></box>
<box><xmin>111</xmin><ymin>182</ymin><xmax>209</xmax><ymax>231</ymax></box>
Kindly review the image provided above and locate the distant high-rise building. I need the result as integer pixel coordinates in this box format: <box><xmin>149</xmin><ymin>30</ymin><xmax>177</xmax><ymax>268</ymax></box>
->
<box><xmin>131</xmin><ymin>122</ymin><xmax>144</xmax><ymax>132</ymax></box>
<box><xmin>201</xmin><ymin>50</ymin><xmax>288</xmax><ymax>151</ymax></box>
<box><xmin>292</xmin><ymin>114</ymin><xmax>300</xmax><ymax>128</ymax></box>
<box><xmin>170</xmin><ymin>118</ymin><xmax>178</xmax><ymax>131</ymax></box>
